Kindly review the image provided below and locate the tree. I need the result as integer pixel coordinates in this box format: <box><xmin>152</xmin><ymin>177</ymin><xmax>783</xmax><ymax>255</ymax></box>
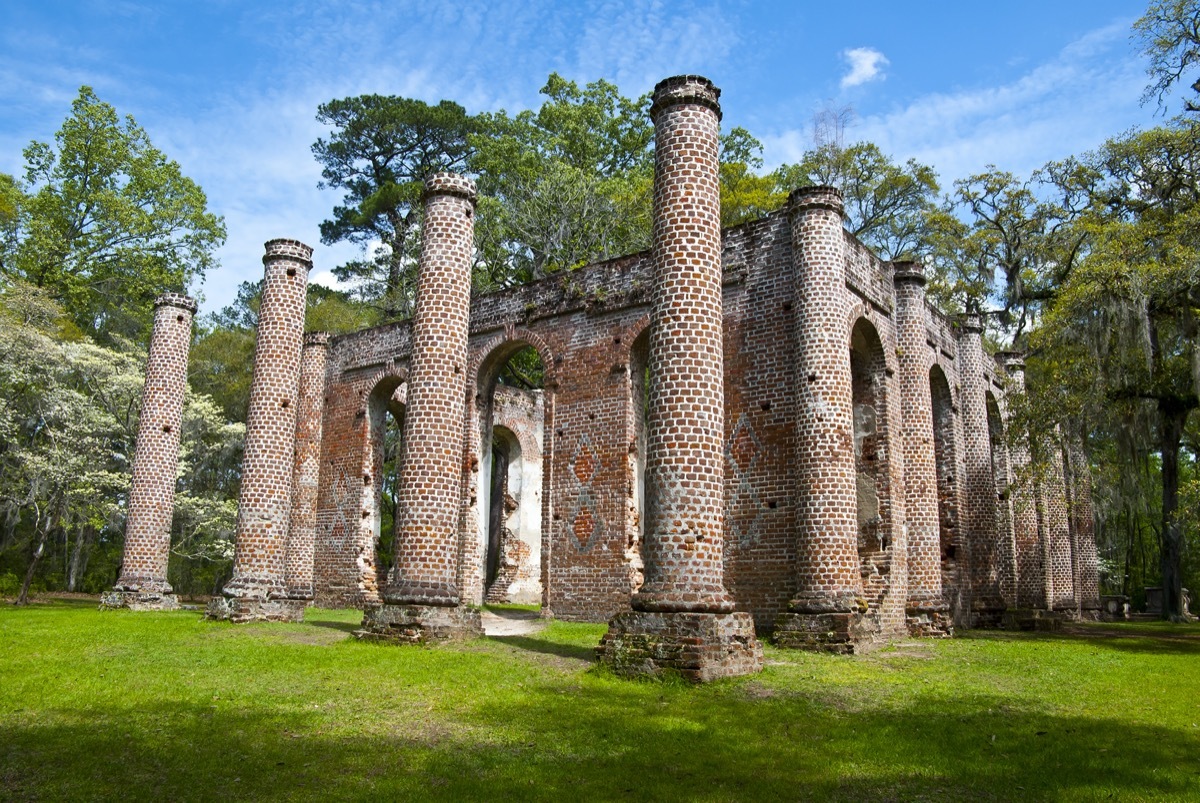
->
<box><xmin>775</xmin><ymin>141</ymin><xmax>939</xmax><ymax>261</ymax></box>
<box><xmin>0</xmin><ymin>173</ymin><xmax>23</xmax><ymax>274</ymax></box>
<box><xmin>720</xmin><ymin>128</ymin><xmax>785</xmax><ymax>227</ymax></box>
<box><xmin>470</xmin><ymin>74</ymin><xmax>655</xmax><ymax>286</ymax></box>
<box><xmin>4</xmin><ymin>87</ymin><xmax>225</xmax><ymax>344</ymax></box>
<box><xmin>312</xmin><ymin>95</ymin><xmax>478</xmax><ymax>320</ymax></box>
<box><xmin>1136</xmin><ymin>0</ymin><xmax>1200</xmax><ymax>112</ymax></box>
<box><xmin>918</xmin><ymin>165</ymin><xmax>1093</xmax><ymax>342</ymax></box>
<box><xmin>1036</xmin><ymin>122</ymin><xmax>1200</xmax><ymax>620</ymax></box>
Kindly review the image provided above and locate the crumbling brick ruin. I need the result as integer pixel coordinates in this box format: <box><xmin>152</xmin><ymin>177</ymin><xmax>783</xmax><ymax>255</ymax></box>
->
<box><xmin>111</xmin><ymin>75</ymin><xmax>1102</xmax><ymax>670</ymax></box>
<box><xmin>207</xmin><ymin>239</ymin><xmax>312</xmax><ymax>623</ymax></box>
<box><xmin>101</xmin><ymin>293</ymin><xmax>196</xmax><ymax>611</ymax></box>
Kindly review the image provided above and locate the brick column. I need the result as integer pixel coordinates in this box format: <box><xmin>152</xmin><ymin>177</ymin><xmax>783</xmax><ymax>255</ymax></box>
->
<box><xmin>102</xmin><ymin>293</ymin><xmax>195</xmax><ymax>611</ymax></box>
<box><xmin>358</xmin><ymin>173</ymin><xmax>482</xmax><ymax>643</ymax></box>
<box><xmin>209</xmin><ymin>239</ymin><xmax>310</xmax><ymax>623</ymax></box>
<box><xmin>1039</xmin><ymin>431</ymin><xmax>1076</xmax><ymax>612</ymax></box>
<box><xmin>997</xmin><ymin>352</ymin><xmax>1044</xmax><ymax>610</ymax></box>
<box><xmin>597</xmin><ymin>76</ymin><xmax>761</xmax><ymax>681</ymax></box>
<box><xmin>772</xmin><ymin>186</ymin><xmax>867</xmax><ymax>652</ymax></box>
<box><xmin>285</xmin><ymin>331</ymin><xmax>329</xmax><ymax>601</ymax></box>
<box><xmin>892</xmin><ymin>262</ymin><xmax>951</xmax><ymax>637</ymax></box>
<box><xmin>1066</xmin><ymin>433</ymin><xmax>1101</xmax><ymax>618</ymax></box>
<box><xmin>956</xmin><ymin>313</ymin><xmax>1005</xmax><ymax>624</ymax></box>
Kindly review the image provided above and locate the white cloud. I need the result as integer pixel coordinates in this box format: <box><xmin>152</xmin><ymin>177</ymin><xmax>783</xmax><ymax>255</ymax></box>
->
<box><xmin>765</xmin><ymin>21</ymin><xmax>1153</xmax><ymax>187</ymax></box>
<box><xmin>840</xmin><ymin>47</ymin><xmax>888</xmax><ymax>89</ymax></box>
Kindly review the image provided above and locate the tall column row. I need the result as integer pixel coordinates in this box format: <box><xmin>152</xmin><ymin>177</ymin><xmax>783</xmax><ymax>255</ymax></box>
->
<box><xmin>771</xmin><ymin>186</ymin><xmax>867</xmax><ymax>651</ymax></box>
<box><xmin>285</xmin><ymin>331</ymin><xmax>330</xmax><ymax>602</ymax></box>
<box><xmin>957</xmin><ymin>314</ymin><xmax>1006</xmax><ymax>625</ymax></box>
<box><xmin>893</xmin><ymin>262</ymin><xmax>952</xmax><ymax>637</ymax></box>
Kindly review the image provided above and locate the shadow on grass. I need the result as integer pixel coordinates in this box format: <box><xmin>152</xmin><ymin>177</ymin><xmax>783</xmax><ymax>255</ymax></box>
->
<box><xmin>305</xmin><ymin>618</ymin><xmax>361</xmax><ymax>634</ymax></box>
<box><xmin>974</xmin><ymin>626</ymin><xmax>1200</xmax><ymax>656</ymax></box>
<box><xmin>488</xmin><ymin>633</ymin><xmax>596</xmax><ymax>662</ymax></box>
<box><xmin>2</xmin><ymin>682</ymin><xmax>1197</xmax><ymax>801</ymax></box>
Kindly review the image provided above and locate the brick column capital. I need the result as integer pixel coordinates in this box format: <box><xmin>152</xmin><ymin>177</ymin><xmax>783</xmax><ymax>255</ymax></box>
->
<box><xmin>995</xmin><ymin>350</ymin><xmax>1026</xmax><ymax>376</ymax></box>
<box><xmin>303</xmin><ymin>331</ymin><xmax>331</xmax><ymax>348</ymax></box>
<box><xmin>650</xmin><ymin>74</ymin><xmax>722</xmax><ymax>121</ymax></box>
<box><xmin>423</xmin><ymin>172</ymin><xmax>478</xmax><ymax>204</ymax></box>
<box><xmin>263</xmin><ymin>238</ymin><xmax>314</xmax><ymax>269</ymax></box>
<box><xmin>788</xmin><ymin>185</ymin><xmax>845</xmax><ymax>218</ymax></box>
<box><xmin>957</xmin><ymin>312</ymin><xmax>985</xmax><ymax>335</ymax></box>
<box><xmin>154</xmin><ymin>292</ymin><xmax>198</xmax><ymax>313</ymax></box>
<box><xmin>891</xmin><ymin>260</ymin><xmax>927</xmax><ymax>287</ymax></box>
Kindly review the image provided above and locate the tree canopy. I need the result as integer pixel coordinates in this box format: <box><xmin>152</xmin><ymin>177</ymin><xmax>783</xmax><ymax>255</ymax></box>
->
<box><xmin>312</xmin><ymin>94</ymin><xmax>478</xmax><ymax>320</ymax></box>
<box><xmin>2</xmin><ymin>87</ymin><xmax>225</xmax><ymax>344</ymax></box>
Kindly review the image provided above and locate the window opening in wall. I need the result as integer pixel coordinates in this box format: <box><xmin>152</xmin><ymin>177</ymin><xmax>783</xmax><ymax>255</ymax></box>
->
<box><xmin>929</xmin><ymin>366</ymin><xmax>959</xmax><ymax>568</ymax></box>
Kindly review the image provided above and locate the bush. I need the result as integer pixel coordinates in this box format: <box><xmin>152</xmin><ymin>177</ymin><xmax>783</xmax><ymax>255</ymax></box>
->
<box><xmin>0</xmin><ymin>571</ymin><xmax>20</xmax><ymax>598</ymax></box>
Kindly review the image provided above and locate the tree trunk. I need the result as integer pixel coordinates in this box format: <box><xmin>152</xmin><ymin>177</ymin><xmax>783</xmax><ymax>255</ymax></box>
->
<box><xmin>16</xmin><ymin>506</ymin><xmax>61</xmax><ymax>606</ymax></box>
<box><xmin>1158</xmin><ymin>404</ymin><xmax>1186</xmax><ymax>621</ymax></box>
<box><xmin>383</xmin><ymin>209</ymin><xmax>414</xmax><ymax>321</ymax></box>
<box><xmin>67</xmin><ymin>523</ymin><xmax>96</xmax><ymax>593</ymax></box>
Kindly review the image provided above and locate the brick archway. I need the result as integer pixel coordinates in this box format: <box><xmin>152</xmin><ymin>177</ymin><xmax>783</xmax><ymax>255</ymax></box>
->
<box><xmin>458</xmin><ymin>327</ymin><xmax>557</xmax><ymax>607</ymax></box>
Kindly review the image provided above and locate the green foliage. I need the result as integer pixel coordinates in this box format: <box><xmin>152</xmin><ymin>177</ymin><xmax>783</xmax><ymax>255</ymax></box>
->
<box><xmin>1034</xmin><ymin>121</ymin><xmax>1200</xmax><ymax>618</ymax></box>
<box><xmin>312</xmin><ymin>94</ymin><xmax>478</xmax><ymax>320</ymax></box>
<box><xmin>0</xmin><ymin>281</ymin><xmax>241</xmax><ymax>599</ymax></box>
<box><xmin>921</xmin><ymin>165</ymin><xmax>1090</xmax><ymax>342</ymax></box>
<box><xmin>470</xmin><ymin>74</ymin><xmax>655</xmax><ymax>286</ymax></box>
<box><xmin>775</xmin><ymin>141</ymin><xmax>939</xmax><ymax>260</ymax></box>
<box><xmin>3</xmin><ymin>87</ymin><xmax>225</xmax><ymax>344</ymax></box>
<box><xmin>1136</xmin><ymin>0</ymin><xmax>1200</xmax><ymax>112</ymax></box>
<box><xmin>720</xmin><ymin>128</ymin><xmax>786</xmax><ymax>227</ymax></box>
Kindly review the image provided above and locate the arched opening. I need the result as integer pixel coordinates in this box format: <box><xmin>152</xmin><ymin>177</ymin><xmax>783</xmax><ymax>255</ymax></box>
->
<box><xmin>849</xmin><ymin>318</ymin><xmax>892</xmax><ymax>600</ymax></box>
<box><xmin>363</xmin><ymin>377</ymin><xmax>405</xmax><ymax>601</ymax></box>
<box><xmin>929</xmin><ymin>366</ymin><xmax>959</xmax><ymax>570</ymax></box>
<box><xmin>476</xmin><ymin>343</ymin><xmax>547</xmax><ymax>606</ymax></box>
<box><xmin>626</xmin><ymin>326</ymin><xmax>650</xmax><ymax>593</ymax></box>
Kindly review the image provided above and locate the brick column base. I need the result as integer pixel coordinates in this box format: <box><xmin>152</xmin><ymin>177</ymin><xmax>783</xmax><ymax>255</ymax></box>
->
<box><xmin>99</xmin><ymin>590</ymin><xmax>180</xmax><ymax>612</ymax></box>
<box><xmin>904</xmin><ymin>602</ymin><xmax>954</xmax><ymax>639</ymax></box>
<box><xmin>773</xmin><ymin>604</ymin><xmax>884</xmax><ymax>654</ymax></box>
<box><xmin>1001</xmin><ymin>608</ymin><xmax>1069</xmax><ymax>632</ymax></box>
<box><xmin>597</xmin><ymin>611</ymin><xmax>762</xmax><ymax>682</ymax></box>
<box><xmin>205</xmin><ymin>596</ymin><xmax>306</xmax><ymax>624</ymax></box>
<box><xmin>356</xmin><ymin>604</ymin><xmax>483</xmax><ymax>645</ymax></box>
<box><xmin>972</xmin><ymin>603</ymin><xmax>1008</xmax><ymax>628</ymax></box>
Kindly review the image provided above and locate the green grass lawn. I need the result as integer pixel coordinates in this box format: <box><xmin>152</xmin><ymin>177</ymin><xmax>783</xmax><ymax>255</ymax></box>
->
<box><xmin>1</xmin><ymin>601</ymin><xmax>1197</xmax><ymax>801</ymax></box>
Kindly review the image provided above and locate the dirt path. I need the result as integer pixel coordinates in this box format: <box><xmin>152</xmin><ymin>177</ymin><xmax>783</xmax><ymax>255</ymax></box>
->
<box><xmin>481</xmin><ymin>608</ymin><xmax>545</xmax><ymax>637</ymax></box>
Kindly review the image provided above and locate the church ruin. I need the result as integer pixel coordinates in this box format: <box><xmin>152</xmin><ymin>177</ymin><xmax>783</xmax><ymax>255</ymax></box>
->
<box><xmin>108</xmin><ymin>75</ymin><xmax>1102</xmax><ymax>679</ymax></box>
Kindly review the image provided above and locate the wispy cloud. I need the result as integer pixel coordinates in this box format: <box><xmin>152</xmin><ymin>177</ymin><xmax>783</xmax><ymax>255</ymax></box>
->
<box><xmin>766</xmin><ymin>21</ymin><xmax>1151</xmax><ymax>186</ymax></box>
<box><xmin>573</xmin><ymin>0</ymin><xmax>739</xmax><ymax>95</ymax></box>
<box><xmin>840</xmin><ymin>47</ymin><xmax>888</xmax><ymax>89</ymax></box>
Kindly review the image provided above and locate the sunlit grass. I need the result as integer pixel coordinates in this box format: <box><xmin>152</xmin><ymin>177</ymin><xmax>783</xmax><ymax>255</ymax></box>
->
<box><xmin>1</xmin><ymin>600</ymin><xmax>1197</xmax><ymax>801</ymax></box>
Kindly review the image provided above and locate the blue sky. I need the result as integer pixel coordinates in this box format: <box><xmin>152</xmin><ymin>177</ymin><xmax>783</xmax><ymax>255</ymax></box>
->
<box><xmin>0</xmin><ymin>1</ymin><xmax>1169</xmax><ymax>316</ymax></box>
